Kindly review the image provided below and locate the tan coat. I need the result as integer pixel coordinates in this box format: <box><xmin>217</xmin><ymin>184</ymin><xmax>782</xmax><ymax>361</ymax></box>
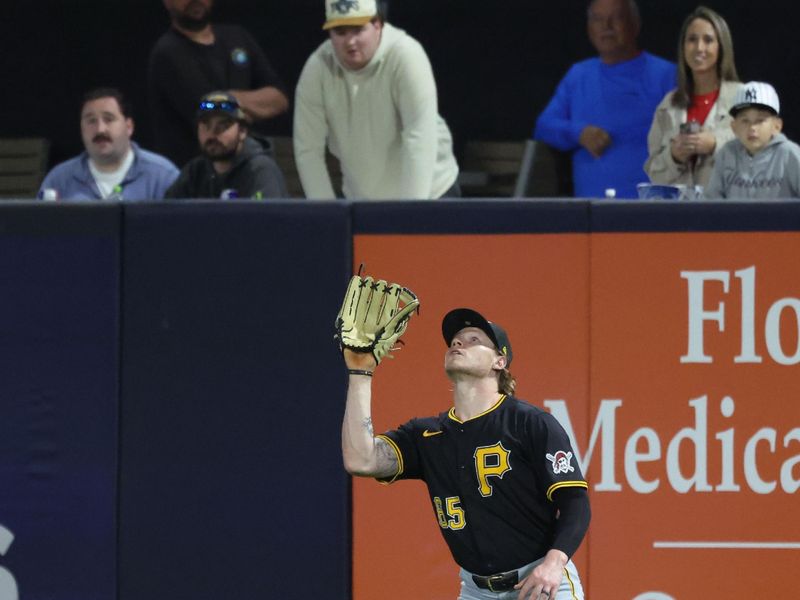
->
<box><xmin>644</xmin><ymin>81</ymin><xmax>742</xmax><ymax>186</ymax></box>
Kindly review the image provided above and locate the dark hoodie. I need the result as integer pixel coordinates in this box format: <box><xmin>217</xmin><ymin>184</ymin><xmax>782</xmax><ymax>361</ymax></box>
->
<box><xmin>165</xmin><ymin>135</ymin><xmax>288</xmax><ymax>199</ymax></box>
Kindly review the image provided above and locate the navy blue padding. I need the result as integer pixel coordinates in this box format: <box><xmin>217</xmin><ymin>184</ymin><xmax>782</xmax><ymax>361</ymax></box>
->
<box><xmin>351</xmin><ymin>199</ymin><xmax>590</xmax><ymax>234</ymax></box>
<box><xmin>591</xmin><ymin>200</ymin><xmax>800</xmax><ymax>232</ymax></box>
<box><xmin>118</xmin><ymin>201</ymin><xmax>351</xmax><ymax>600</ymax></box>
<box><xmin>0</xmin><ymin>203</ymin><xmax>121</xmax><ymax>600</ymax></box>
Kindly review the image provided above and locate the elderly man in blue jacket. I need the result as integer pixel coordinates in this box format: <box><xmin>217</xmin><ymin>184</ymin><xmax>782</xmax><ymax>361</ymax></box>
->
<box><xmin>534</xmin><ymin>0</ymin><xmax>675</xmax><ymax>199</ymax></box>
<box><xmin>38</xmin><ymin>87</ymin><xmax>179</xmax><ymax>201</ymax></box>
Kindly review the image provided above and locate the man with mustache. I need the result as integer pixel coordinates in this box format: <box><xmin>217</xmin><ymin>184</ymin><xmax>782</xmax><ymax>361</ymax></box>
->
<box><xmin>148</xmin><ymin>0</ymin><xmax>289</xmax><ymax>168</ymax></box>
<box><xmin>165</xmin><ymin>91</ymin><xmax>287</xmax><ymax>199</ymax></box>
<box><xmin>37</xmin><ymin>88</ymin><xmax>179</xmax><ymax>201</ymax></box>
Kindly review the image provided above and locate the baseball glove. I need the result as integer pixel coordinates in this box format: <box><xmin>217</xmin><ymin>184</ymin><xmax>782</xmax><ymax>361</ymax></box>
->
<box><xmin>334</xmin><ymin>272</ymin><xmax>420</xmax><ymax>364</ymax></box>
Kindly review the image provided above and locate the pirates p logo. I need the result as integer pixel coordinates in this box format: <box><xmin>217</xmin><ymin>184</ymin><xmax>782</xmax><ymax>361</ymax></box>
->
<box><xmin>474</xmin><ymin>442</ymin><xmax>511</xmax><ymax>497</ymax></box>
<box><xmin>546</xmin><ymin>450</ymin><xmax>575</xmax><ymax>475</ymax></box>
<box><xmin>330</xmin><ymin>0</ymin><xmax>359</xmax><ymax>15</ymax></box>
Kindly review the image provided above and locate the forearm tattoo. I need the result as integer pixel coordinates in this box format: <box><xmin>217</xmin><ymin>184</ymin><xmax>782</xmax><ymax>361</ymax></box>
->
<box><xmin>362</xmin><ymin>416</ymin><xmax>374</xmax><ymax>436</ymax></box>
<box><xmin>374</xmin><ymin>437</ymin><xmax>399</xmax><ymax>476</ymax></box>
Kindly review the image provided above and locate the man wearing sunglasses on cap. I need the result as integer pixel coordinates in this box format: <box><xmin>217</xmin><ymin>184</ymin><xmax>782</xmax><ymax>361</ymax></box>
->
<box><xmin>342</xmin><ymin>307</ymin><xmax>591</xmax><ymax>599</ymax></box>
<box><xmin>165</xmin><ymin>91</ymin><xmax>287</xmax><ymax>200</ymax></box>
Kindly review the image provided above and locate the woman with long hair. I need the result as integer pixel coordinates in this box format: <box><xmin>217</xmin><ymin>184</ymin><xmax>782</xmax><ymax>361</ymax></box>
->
<box><xmin>645</xmin><ymin>6</ymin><xmax>741</xmax><ymax>187</ymax></box>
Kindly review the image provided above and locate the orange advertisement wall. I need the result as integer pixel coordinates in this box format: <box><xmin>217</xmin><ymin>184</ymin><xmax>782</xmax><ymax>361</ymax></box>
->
<box><xmin>589</xmin><ymin>232</ymin><xmax>800</xmax><ymax>599</ymax></box>
<box><xmin>352</xmin><ymin>230</ymin><xmax>800</xmax><ymax>600</ymax></box>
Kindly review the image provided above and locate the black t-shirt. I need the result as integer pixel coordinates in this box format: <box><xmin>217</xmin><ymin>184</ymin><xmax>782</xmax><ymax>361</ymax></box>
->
<box><xmin>378</xmin><ymin>395</ymin><xmax>588</xmax><ymax>575</ymax></box>
<box><xmin>147</xmin><ymin>24</ymin><xmax>286</xmax><ymax>168</ymax></box>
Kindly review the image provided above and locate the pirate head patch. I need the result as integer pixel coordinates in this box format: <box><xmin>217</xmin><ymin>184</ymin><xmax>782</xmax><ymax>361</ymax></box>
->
<box><xmin>546</xmin><ymin>450</ymin><xmax>575</xmax><ymax>475</ymax></box>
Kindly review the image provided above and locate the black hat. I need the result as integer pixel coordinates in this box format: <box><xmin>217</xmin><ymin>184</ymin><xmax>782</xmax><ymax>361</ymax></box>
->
<box><xmin>441</xmin><ymin>308</ymin><xmax>513</xmax><ymax>366</ymax></box>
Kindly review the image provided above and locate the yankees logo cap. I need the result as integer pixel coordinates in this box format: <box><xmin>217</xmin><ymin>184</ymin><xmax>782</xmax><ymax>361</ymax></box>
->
<box><xmin>442</xmin><ymin>308</ymin><xmax>513</xmax><ymax>366</ymax></box>
<box><xmin>730</xmin><ymin>81</ymin><xmax>780</xmax><ymax>117</ymax></box>
<box><xmin>323</xmin><ymin>0</ymin><xmax>377</xmax><ymax>30</ymax></box>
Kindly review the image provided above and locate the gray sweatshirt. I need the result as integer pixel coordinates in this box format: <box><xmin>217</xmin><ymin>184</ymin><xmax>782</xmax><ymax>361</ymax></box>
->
<box><xmin>705</xmin><ymin>133</ymin><xmax>800</xmax><ymax>199</ymax></box>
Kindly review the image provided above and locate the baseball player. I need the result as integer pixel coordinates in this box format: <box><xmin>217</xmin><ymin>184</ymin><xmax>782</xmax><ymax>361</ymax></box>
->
<box><xmin>341</xmin><ymin>303</ymin><xmax>591</xmax><ymax>600</ymax></box>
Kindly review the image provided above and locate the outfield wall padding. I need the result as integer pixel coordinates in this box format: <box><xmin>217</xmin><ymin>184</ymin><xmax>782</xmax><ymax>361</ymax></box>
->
<box><xmin>1</xmin><ymin>199</ymin><xmax>798</xmax><ymax>600</ymax></box>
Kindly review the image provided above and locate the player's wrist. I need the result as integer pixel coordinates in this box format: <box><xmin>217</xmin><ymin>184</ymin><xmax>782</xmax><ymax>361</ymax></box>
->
<box><xmin>347</xmin><ymin>369</ymin><xmax>374</xmax><ymax>377</ymax></box>
<box><xmin>544</xmin><ymin>549</ymin><xmax>569</xmax><ymax>568</ymax></box>
<box><xmin>343</xmin><ymin>349</ymin><xmax>378</xmax><ymax>371</ymax></box>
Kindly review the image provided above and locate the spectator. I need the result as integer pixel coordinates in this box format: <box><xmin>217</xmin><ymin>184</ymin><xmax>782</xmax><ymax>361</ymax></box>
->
<box><xmin>165</xmin><ymin>91</ymin><xmax>287</xmax><ymax>199</ymax></box>
<box><xmin>148</xmin><ymin>0</ymin><xmax>289</xmax><ymax>168</ymax></box>
<box><xmin>38</xmin><ymin>88</ymin><xmax>178</xmax><ymax>201</ymax></box>
<box><xmin>705</xmin><ymin>82</ymin><xmax>800</xmax><ymax>199</ymax></box>
<box><xmin>533</xmin><ymin>0</ymin><xmax>675</xmax><ymax>199</ymax></box>
<box><xmin>645</xmin><ymin>6</ymin><xmax>741</xmax><ymax>188</ymax></box>
<box><xmin>293</xmin><ymin>0</ymin><xmax>459</xmax><ymax>200</ymax></box>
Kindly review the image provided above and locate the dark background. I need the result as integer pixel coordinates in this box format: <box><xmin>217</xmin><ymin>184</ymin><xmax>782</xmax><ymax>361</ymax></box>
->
<box><xmin>3</xmin><ymin>0</ymin><xmax>797</xmax><ymax>169</ymax></box>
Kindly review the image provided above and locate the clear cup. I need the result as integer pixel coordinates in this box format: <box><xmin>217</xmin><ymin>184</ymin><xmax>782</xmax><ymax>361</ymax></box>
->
<box><xmin>681</xmin><ymin>185</ymin><xmax>704</xmax><ymax>201</ymax></box>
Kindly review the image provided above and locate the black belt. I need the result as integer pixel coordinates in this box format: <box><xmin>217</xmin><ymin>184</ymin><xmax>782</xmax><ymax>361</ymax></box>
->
<box><xmin>472</xmin><ymin>570</ymin><xmax>519</xmax><ymax>593</ymax></box>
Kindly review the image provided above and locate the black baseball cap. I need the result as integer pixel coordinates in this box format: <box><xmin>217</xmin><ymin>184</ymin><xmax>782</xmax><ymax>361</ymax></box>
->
<box><xmin>441</xmin><ymin>308</ymin><xmax>513</xmax><ymax>366</ymax></box>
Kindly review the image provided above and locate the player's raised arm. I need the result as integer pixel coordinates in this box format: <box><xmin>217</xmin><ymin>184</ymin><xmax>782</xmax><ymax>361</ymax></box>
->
<box><xmin>341</xmin><ymin>350</ymin><xmax>396</xmax><ymax>477</ymax></box>
<box><xmin>334</xmin><ymin>272</ymin><xmax>419</xmax><ymax>478</ymax></box>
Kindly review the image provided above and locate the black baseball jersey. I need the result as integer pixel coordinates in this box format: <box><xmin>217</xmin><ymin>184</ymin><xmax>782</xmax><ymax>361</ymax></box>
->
<box><xmin>377</xmin><ymin>395</ymin><xmax>587</xmax><ymax>575</ymax></box>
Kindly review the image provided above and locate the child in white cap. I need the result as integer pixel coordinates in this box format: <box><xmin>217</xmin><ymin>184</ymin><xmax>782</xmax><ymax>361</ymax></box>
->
<box><xmin>705</xmin><ymin>81</ymin><xmax>800</xmax><ymax>198</ymax></box>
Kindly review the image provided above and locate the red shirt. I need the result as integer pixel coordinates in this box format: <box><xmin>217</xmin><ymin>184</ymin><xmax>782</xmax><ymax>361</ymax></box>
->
<box><xmin>687</xmin><ymin>88</ymin><xmax>721</xmax><ymax>126</ymax></box>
